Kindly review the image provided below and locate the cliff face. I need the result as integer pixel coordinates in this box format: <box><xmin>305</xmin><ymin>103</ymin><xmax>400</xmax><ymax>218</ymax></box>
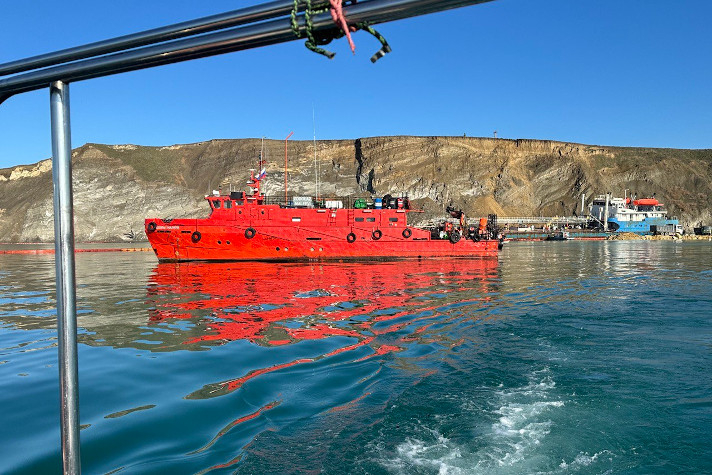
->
<box><xmin>1</xmin><ymin>136</ymin><xmax>711</xmax><ymax>242</ymax></box>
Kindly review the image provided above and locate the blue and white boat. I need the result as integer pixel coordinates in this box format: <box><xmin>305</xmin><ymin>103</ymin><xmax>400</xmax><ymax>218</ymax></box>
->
<box><xmin>589</xmin><ymin>195</ymin><xmax>682</xmax><ymax>234</ymax></box>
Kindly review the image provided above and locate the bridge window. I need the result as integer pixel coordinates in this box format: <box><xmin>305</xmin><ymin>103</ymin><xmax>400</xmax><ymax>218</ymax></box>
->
<box><xmin>225</xmin><ymin>200</ymin><xmax>232</xmax><ymax>209</ymax></box>
<box><xmin>212</xmin><ymin>200</ymin><xmax>221</xmax><ymax>209</ymax></box>
<box><xmin>389</xmin><ymin>217</ymin><xmax>398</xmax><ymax>222</ymax></box>
<box><xmin>355</xmin><ymin>217</ymin><xmax>364</xmax><ymax>222</ymax></box>
<box><xmin>366</xmin><ymin>217</ymin><xmax>375</xmax><ymax>222</ymax></box>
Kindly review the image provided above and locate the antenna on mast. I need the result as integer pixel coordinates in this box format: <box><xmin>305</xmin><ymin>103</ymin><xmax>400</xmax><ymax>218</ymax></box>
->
<box><xmin>285</xmin><ymin>131</ymin><xmax>293</xmax><ymax>203</ymax></box>
<box><xmin>259</xmin><ymin>136</ymin><xmax>266</xmax><ymax>171</ymax></box>
<box><xmin>313</xmin><ymin>104</ymin><xmax>319</xmax><ymax>200</ymax></box>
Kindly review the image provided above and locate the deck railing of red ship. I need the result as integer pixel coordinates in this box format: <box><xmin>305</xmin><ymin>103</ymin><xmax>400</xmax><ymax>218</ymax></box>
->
<box><xmin>259</xmin><ymin>195</ymin><xmax>414</xmax><ymax>210</ymax></box>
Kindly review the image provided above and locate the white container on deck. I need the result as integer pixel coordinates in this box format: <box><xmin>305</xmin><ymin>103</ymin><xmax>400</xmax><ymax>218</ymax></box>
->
<box><xmin>293</xmin><ymin>196</ymin><xmax>314</xmax><ymax>208</ymax></box>
<box><xmin>325</xmin><ymin>200</ymin><xmax>343</xmax><ymax>209</ymax></box>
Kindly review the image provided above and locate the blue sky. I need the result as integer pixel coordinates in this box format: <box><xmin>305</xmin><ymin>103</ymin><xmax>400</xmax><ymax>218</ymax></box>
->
<box><xmin>1</xmin><ymin>0</ymin><xmax>710</xmax><ymax>169</ymax></box>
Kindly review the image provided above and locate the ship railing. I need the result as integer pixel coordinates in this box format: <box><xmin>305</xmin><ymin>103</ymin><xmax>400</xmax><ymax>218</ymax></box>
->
<box><xmin>262</xmin><ymin>194</ymin><xmax>412</xmax><ymax>210</ymax></box>
<box><xmin>497</xmin><ymin>216</ymin><xmax>591</xmax><ymax>225</ymax></box>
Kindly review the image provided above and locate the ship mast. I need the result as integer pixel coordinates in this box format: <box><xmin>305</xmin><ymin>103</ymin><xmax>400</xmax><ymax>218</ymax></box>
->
<box><xmin>259</xmin><ymin>136</ymin><xmax>265</xmax><ymax>173</ymax></box>
<box><xmin>313</xmin><ymin>105</ymin><xmax>319</xmax><ymax>201</ymax></box>
<box><xmin>247</xmin><ymin>138</ymin><xmax>267</xmax><ymax>200</ymax></box>
<box><xmin>284</xmin><ymin>131</ymin><xmax>293</xmax><ymax>203</ymax></box>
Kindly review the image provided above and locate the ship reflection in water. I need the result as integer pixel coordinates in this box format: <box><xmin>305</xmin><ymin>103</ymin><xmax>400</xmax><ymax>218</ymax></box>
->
<box><xmin>146</xmin><ymin>258</ymin><xmax>500</xmax><ymax>399</ymax></box>
<box><xmin>4</xmin><ymin>243</ymin><xmax>711</xmax><ymax>473</ymax></box>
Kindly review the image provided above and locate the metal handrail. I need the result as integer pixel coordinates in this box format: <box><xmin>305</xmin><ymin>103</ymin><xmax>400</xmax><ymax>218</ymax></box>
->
<box><xmin>0</xmin><ymin>0</ymin><xmax>327</xmax><ymax>77</ymax></box>
<box><xmin>497</xmin><ymin>216</ymin><xmax>591</xmax><ymax>224</ymax></box>
<box><xmin>259</xmin><ymin>194</ymin><xmax>411</xmax><ymax>209</ymax></box>
<box><xmin>0</xmin><ymin>0</ymin><xmax>495</xmax><ymax>104</ymax></box>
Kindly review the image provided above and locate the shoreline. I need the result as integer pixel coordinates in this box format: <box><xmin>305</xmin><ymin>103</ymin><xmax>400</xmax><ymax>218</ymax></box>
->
<box><xmin>0</xmin><ymin>247</ymin><xmax>152</xmax><ymax>255</ymax></box>
<box><xmin>606</xmin><ymin>232</ymin><xmax>712</xmax><ymax>241</ymax></box>
<box><xmin>0</xmin><ymin>241</ymin><xmax>152</xmax><ymax>255</ymax></box>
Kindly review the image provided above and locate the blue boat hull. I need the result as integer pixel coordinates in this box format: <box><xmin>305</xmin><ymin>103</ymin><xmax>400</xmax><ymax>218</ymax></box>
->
<box><xmin>608</xmin><ymin>217</ymin><xmax>679</xmax><ymax>234</ymax></box>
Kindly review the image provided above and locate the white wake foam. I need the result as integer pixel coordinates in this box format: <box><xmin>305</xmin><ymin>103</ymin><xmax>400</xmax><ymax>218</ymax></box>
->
<box><xmin>559</xmin><ymin>450</ymin><xmax>613</xmax><ymax>469</ymax></box>
<box><xmin>381</xmin><ymin>368</ymin><xmax>566</xmax><ymax>474</ymax></box>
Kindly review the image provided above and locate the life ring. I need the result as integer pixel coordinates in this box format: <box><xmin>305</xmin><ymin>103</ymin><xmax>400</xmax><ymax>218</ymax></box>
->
<box><xmin>245</xmin><ymin>227</ymin><xmax>256</xmax><ymax>239</ymax></box>
<box><xmin>449</xmin><ymin>230</ymin><xmax>461</xmax><ymax>244</ymax></box>
<box><xmin>402</xmin><ymin>228</ymin><xmax>412</xmax><ymax>239</ymax></box>
<box><xmin>146</xmin><ymin>221</ymin><xmax>157</xmax><ymax>233</ymax></box>
<box><xmin>372</xmin><ymin>229</ymin><xmax>382</xmax><ymax>240</ymax></box>
<box><xmin>346</xmin><ymin>232</ymin><xmax>356</xmax><ymax>243</ymax></box>
<box><xmin>191</xmin><ymin>231</ymin><xmax>201</xmax><ymax>243</ymax></box>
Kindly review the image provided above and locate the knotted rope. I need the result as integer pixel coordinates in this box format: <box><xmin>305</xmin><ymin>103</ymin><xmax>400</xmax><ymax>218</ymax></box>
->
<box><xmin>290</xmin><ymin>0</ymin><xmax>391</xmax><ymax>63</ymax></box>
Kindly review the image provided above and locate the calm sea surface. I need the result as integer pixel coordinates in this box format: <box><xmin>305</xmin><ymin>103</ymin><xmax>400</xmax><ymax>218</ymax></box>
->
<box><xmin>1</xmin><ymin>241</ymin><xmax>711</xmax><ymax>474</ymax></box>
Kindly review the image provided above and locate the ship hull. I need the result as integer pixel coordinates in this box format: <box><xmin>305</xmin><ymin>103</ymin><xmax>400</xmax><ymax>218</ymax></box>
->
<box><xmin>146</xmin><ymin>220</ymin><xmax>499</xmax><ymax>262</ymax></box>
<box><xmin>608</xmin><ymin>217</ymin><xmax>679</xmax><ymax>234</ymax></box>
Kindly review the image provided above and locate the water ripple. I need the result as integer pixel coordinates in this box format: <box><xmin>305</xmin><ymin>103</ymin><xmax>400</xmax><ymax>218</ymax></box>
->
<box><xmin>2</xmin><ymin>243</ymin><xmax>711</xmax><ymax>473</ymax></box>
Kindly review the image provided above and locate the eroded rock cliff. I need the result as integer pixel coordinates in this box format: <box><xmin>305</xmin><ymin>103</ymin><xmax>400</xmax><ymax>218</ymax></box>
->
<box><xmin>1</xmin><ymin>136</ymin><xmax>710</xmax><ymax>242</ymax></box>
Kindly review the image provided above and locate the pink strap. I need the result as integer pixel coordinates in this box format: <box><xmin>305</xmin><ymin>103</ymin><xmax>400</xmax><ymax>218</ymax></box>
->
<box><xmin>329</xmin><ymin>0</ymin><xmax>356</xmax><ymax>53</ymax></box>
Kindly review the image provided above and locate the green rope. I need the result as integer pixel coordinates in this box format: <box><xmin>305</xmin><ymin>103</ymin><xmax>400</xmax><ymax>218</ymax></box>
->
<box><xmin>291</xmin><ymin>0</ymin><xmax>336</xmax><ymax>59</ymax></box>
<box><xmin>290</xmin><ymin>0</ymin><xmax>301</xmax><ymax>37</ymax></box>
<box><xmin>356</xmin><ymin>22</ymin><xmax>392</xmax><ymax>63</ymax></box>
<box><xmin>290</xmin><ymin>0</ymin><xmax>392</xmax><ymax>62</ymax></box>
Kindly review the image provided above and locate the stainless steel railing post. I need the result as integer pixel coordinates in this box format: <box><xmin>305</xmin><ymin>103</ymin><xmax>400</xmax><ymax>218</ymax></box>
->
<box><xmin>49</xmin><ymin>80</ymin><xmax>81</xmax><ymax>475</ymax></box>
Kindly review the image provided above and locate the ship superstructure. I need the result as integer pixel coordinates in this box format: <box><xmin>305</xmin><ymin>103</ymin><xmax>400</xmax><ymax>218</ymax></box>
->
<box><xmin>589</xmin><ymin>194</ymin><xmax>681</xmax><ymax>234</ymax></box>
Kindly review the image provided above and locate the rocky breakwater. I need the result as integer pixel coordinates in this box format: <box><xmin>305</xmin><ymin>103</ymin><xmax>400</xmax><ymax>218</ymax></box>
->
<box><xmin>608</xmin><ymin>232</ymin><xmax>712</xmax><ymax>241</ymax></box>
<box><xmin>1</xmin><ymin>136</ymin><xmax>711</xmax><ymax>242</ymax></box>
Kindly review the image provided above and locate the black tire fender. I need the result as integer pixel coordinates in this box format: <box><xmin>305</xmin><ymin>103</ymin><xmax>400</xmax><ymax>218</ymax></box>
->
<box><xmin>449</xmin><ymin>230</ymin><xmax>461</xmax><ymax>244</ymax></box>
<box><xmin>146</xmin><ymin>221</ymin><xmax>157</xmax><ymax>233</ymax></box>
<box><xmin>191</xmin><ymin>231</ymin><xmax>201</xmax><ymax>243</ymax></box>
<box><xmin>346</xmin><ymin>232</ymin><xmax>356</xmax><ymax>243</ymax></box>
<box><xmin>402</xmin><ymin>228</ymin><xmax>412</xmax><ymax>239</ymax></box>
<box><xmin>372</xmin><ymin>229</ymin><xmax>382</xmax><ymax>240</ymax></box>
<box><xmin>245</xmin><ymin>227</ymin><xmax>256</xmax><ymax>239</ymax></box>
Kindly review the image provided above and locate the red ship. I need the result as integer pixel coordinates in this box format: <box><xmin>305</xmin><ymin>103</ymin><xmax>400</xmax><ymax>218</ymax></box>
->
<box><xmin>145</xmin><ymin>155</ymin><xmax>502</xmax><ymax>262</ymax></box>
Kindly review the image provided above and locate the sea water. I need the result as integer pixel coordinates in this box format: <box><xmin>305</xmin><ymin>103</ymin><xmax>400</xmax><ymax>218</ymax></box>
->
<box><xmin>0</xmin><ymin>241</ymin><xmax>710</xmax><ymax>474</ymax></box>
